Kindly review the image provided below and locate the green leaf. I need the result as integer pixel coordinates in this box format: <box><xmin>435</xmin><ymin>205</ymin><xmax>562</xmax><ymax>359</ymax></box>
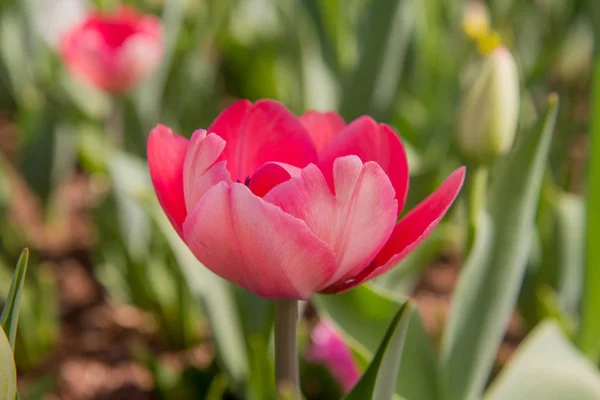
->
<box><xmin>552</xmin><ymin>193</ymin><xmax>584</xmax><ymax>316</ymax></box>
<box><xmin>485</xmin><ymin>321</ymin><xmax>600</xmax><ymax>400</ymax></box>
<box><xmin>0</xmin><ymin>327</ymin><xmax>16</xmax><ymax>400</ymax></box>
<box><xmin>107</xmin><ymin>153</ymin><xmax>152</xmax><ymax>262</ymax></box>
<box><xmin>1</xmin><ymin>248</ymin><xmax>29</xmax><ymax>350</ymax></box>
<box><xmin>18</xmin><ymin>107</ymin><xmax>59</xmax><ymax>203</ymax></box>
<box><xmin>247</xmin><ymin>335</ymin><xmax>276</xmax><ymax>400</ymax></box>
<box><xmin>314</xmin><ymin>285</ymin><xmax>440</xmax><ymax>400</ymax></box>
<box><xmin>339</xmin><ymin>0</ymin><xmax>413</xmax><ymax>121</ymax></box>
<box><xmin>153</xmin><ymin>205</ymin><xmax>249</xmax><ymax>392</ymax></box>
<box><xmin>343</xmin><ymin>300</ymin><xmax>412</xmax><ymax>400</ymax></box>
<box><xmin>578</xmin><ymin>52</ymin><xmax>600</xmax><ymax>360</ymax></box>
<box><xmin>440</xmin><ymin>95</ymin><xmax>559</xmax><ymax>400</ymax></box>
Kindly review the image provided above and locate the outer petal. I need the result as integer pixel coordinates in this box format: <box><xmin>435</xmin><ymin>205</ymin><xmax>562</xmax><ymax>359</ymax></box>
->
<box><xmin>248</xmin><ymin>162</ymin><xmax>301</xmax><ymax>197</ymax></box>
<box><xmin>183</xmin><ymin>130</ymin><xmax>231</xmax><ymax>212</ymax></box>
<box><xmin>147</xmin><ymin>125</ymin><xmax>189</xmax><ymax>234</ymax></box>
<box><xmin>265</xmin><ymin>156</ymin><xmax>397</xmax><ymax>286</ymax></box>
<box><xmin>300</xmin><ymin>110</ymin><xmax>346</xmax><ymax>152</ymax></box>
<box><xmin>208</xmin><ymin>99</ymin><xmax>318</xmax><ymax>182</ymax></box>
<box><xmin>318</xmin><ymin>117</ymin><xmax>409</xmax><ymax>213</ymax></box>
<box><xmin>182</xmin><ymin>182</ymin><xmax>337</xmax><ymax>299</ymax></box>
<box><xmin>325</xmin><ymin>167</ymin><xmax>466</xmax><ymax>293</ymax></box>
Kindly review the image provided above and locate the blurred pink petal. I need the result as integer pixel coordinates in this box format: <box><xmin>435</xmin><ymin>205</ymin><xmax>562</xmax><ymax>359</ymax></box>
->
<box><xmin>60</xmin><ymin>5</ymin><xmax>163</xmax><ymax>93</ymax></box>
<box><xmin>300</xmin><ymin>110</ymin><xmax>346</xmax><ymax>152</ymax></box>
<box><xmin>306</xmin><ymin>321</ymin><xmax>360</xmax><ymax>393</ymax></box>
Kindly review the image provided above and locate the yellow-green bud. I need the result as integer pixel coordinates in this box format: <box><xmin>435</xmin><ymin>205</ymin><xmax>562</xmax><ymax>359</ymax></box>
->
<box><xmin>457</xmin><ymin>47</ymin><xmax>519</xmax><ymax>164</ymax></box>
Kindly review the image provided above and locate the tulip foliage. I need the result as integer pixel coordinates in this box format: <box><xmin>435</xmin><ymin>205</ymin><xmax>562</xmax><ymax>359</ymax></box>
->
<box><xmin>0</xmin><ymin>0</ymin><xmax>599</xmax><ymax>399</ymax></box>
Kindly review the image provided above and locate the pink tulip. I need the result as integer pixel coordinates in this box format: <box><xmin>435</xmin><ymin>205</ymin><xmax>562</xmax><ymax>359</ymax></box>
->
<box><xmin>148</xmin><ymin>100</ymin><xmax>465</xmax><ymax>299</ymax></box>
<box><xmin>306</xmin><ymin>321</ymin><xmax>360</xmax><ymax>393</ymax></box>
<box><xmin>60</xmin><ymin>6</ymin><xmax>163</xmax><ymax>94</ymax></box>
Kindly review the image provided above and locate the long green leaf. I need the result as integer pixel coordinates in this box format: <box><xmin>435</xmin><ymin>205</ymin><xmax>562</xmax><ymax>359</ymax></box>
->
<box><xmin>440</xmin><ymin>95</ymin><xmax>559</xmax><ymax>400</ymax></box>
<box><xmin>553</xmin><ymin>193</ymin><xmax>584</xmax><ymax>316</ymax></box>
<box><xmin>339</xmin><ymin>0</ymin><xmax>413</xmax><ymax>121</ymax></box>
<box><xmin>578</xmin><ymin>1</ymin><xmax>600</xmax><ymax>358</ymax></box>
<box><xmin>0</xmin><ymin>328</ymin><xmax>16</xmax><ymax>400</ymax></box>
<box><xmin>314</xmin><ymin>284</ymin><xmax>440</xmax><ymax>400</ymax></box>
<box><xmin>485</xmin><ymin>321</ymin><xmax>600</xmax><ymax>400</ymax></box>
<box><xmin>1</xmin><ymin>248</ymin><xmax>29</xmax><ymax>350</ymax></box>
<box><xmin>344</xmin><ymin>300</ymin><xmax>412</xmax><ymax>400</ymax></box>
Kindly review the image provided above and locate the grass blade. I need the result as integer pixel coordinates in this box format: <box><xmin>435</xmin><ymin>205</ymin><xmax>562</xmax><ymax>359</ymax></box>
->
<box><xmin>1</xmin><ymin>248</ymin><xmax>30</xmax><ymax>350</ymax></box>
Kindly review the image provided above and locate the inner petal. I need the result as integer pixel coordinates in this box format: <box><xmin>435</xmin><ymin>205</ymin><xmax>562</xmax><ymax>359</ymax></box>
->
<box><xmin>264</xmin><ymin>156</ymin><xmax>398</xmax><ymax>285</ymax></box>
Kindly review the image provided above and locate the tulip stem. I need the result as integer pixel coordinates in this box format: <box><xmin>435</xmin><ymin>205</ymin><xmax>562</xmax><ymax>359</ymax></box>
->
<box><xmin>275</xmin><ymin>299</ymin><xmax>300</xmax><ymax>399</ymax></box>
<box><xmin>107</xmin><ymin>98</ymin><xmax>124</xmax><ymax>148</ymax></box>
<box><xmin>466</xmin><ymin>165</ymin><xmax>489</xmax><ymax>252</ymax></box>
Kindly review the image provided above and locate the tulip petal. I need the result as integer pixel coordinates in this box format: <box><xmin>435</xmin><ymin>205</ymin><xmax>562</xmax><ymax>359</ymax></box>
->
<box><xmin>209</xmin><ymin>99</ymin><xmax>318</xmax><ymax>182</ymax></box>
<box><xmin>248</xmin><ymin>162</ymin><xmax>301</xmax><ymax>197</ymax></box>
<box><xmin>327</xmin><ymin>167</ymin><xmax>466</xmax><ymax>293</ymax></box>
<box><xmin>147</xmin><ymin>125</ymin><xmax>189</xmax><ymax>234</ymax></box>
<box><xmin>182</xmin><ymin>182</ymin><xmax>337</xmax><ymax>299</ymax></box>
<box><xmin>318</xmin><ymin>117</ymin><xmax>409</xmax><ymax>213</ymax></box>
<box><xmin>300</xmin><ymin>110</ymin><xmax>346</xmax><ymax>152</ymax></box>
<box><xmin>183</xmin><ymin>130</ymin><xmax>231</xmax><ymax>212</ymax></box>
<box><xmin>265</xmin><ymin>156</ymin><xmax>397</xmax><ymax>286</ymax></box>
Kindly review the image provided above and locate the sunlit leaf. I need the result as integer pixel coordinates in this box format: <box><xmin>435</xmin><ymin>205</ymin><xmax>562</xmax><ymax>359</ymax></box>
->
<box><xmin>0</xmin><ymin>327</ymin><xmax>16</xmax><ymax>400</ymax></box>
<box><xmin>485</xmin><ymin>322</ymin><xmax>600</xmax><ymax>400</ymax></box>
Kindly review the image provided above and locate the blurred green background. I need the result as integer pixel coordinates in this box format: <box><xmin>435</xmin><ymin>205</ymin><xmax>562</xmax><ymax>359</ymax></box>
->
<box><xmin>0</xmin><ymin>0</ymin><xmax>598</xmax><ymax>399</ymax></box>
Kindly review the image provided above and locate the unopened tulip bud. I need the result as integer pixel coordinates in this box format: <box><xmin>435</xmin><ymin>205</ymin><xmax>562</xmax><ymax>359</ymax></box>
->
<box><xmin>458</xmin><ymin>47</ymin><xmax>520</xmax><ymax>164</ymax></box>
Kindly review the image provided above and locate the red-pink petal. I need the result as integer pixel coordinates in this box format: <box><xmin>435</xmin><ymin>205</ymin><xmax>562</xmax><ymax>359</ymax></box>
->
<box><xmin>248</xmin><ymin>162</ymin><xmax>301</xmax><ymax>197</ymax></box>
<box><xmin>318</xmin><ymin>117</ymin><xmax>409</xmax><ymax>213</ymax></box>
<box><xmin>208</xmin><ymin>99</ymin><xmax>318</xmax><ymax>182</ymax></box>
<box><xmin>300</xmin><ymin>110</ymin><xmax>346</xmax><ymax>152</ymax></box>
<box><xmin>327</xmin><ymin>167</ymin><xmax>466</xmax><ymax>293</ymax></box>
<box><xmin>182</xmin><ymin>182</ymin><xmax>337</xmax><ymax>299</ymax></box>
<box><xmin>183</xmin><ymin>130</ymin><xmax>231</xmax><ymax>211</ymax></box>
<box><xmin>265</xmin><ymin>156</ymin><xmax>397</xmax><ymax>286</ymax></box>
<box><xmin>147</xmin><ymin>125</ymin><xmax>189</xmax><ymax>235</ymax></box>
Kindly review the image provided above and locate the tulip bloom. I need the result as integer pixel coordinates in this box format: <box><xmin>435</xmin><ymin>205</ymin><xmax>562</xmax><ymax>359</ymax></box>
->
<box><xmin>148</xmin><ymin>100</ymin><xmax>465</xmax><ymax>299</ymax></box>
<box><xmin>60</xmin><ymin>6</ymin><xmax>163</xmax><ymax>94</ymax></box>
<box><xmin>306</xmin><ymin>321</ymin><xmax>360</xmax><ymax>393</ymax></box>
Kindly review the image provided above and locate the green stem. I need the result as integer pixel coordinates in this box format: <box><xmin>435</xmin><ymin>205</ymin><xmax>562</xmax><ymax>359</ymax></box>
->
<box><xmin>275</xmin><ymin>299</ymin><xmax>300</xmax><ymax>399</ymax></box>
<box><xmin>465</xmin><ymin>165</ymin><xmax>489</xmax><ymax>252</ymax></box>
<box><xmin>107</xmin><ymin>98</ymin><xmax>123</xmax><ymax>148</ymax></box>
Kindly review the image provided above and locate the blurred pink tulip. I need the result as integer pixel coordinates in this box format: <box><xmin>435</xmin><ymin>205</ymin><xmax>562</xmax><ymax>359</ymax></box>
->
<box><xmin>60</xmin><ymin>6</ymin><xmax>163</xmax><ymax>94</ymax></box>
<box><xmin>148</xmin><ymin>100</ymin><xmax>465</xmax><ymax>299</ymax></box>
<box><xmin>306</xmin><ymin>321</ymin><xmax>360</xmax><ymax>393</ymax></box>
